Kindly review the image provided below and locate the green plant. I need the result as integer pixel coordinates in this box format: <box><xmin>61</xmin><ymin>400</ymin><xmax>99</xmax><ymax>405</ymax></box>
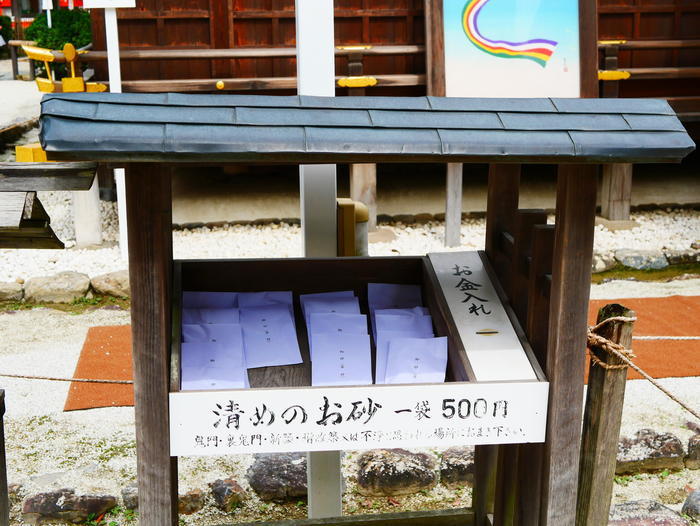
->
<box><xmin>0</xmin><ymin>15</ymin><xmax>14</xmax><ymax>57</ymax></box>
<box><xmin>26</xmin><ymin>8</ymin><xmax>92</xmax><ymax>50</ymax></box>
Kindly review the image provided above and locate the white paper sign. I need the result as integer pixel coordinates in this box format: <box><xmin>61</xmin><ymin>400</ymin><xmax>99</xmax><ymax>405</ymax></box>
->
<box><xmin>83</xmin><ymin>0</ymin><xmax>136</xmax><ymax>7</ymax></box>
<box><xmin>170</xmin><ymin>381</ymin><xmax>548</xmax><ymax>455</ymax></box>
<box><xmin>428</xmin><ymin>251</ymin><xmax>537</xmax><ymax>382</ymax></box>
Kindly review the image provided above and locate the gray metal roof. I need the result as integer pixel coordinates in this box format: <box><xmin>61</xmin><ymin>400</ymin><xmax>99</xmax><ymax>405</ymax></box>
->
<box><xmin>39</xmin><ymin>93</ymin><xmax>695</xmax><ymax>164</ymax></box>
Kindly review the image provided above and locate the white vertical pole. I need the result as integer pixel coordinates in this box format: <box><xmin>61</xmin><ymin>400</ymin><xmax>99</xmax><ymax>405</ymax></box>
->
<box><xmin>104</xmin><ymin>7</ymin><xmax>129</xmax><ymax>259</ymax></box>
<box><xmin>295</xmin><ymin>0</ymin><xmax>336</xmax><ymax>258</ymax></box>
<box><xmin>73</xmin><ymin>177</ymin><xmax>103</xmax><ymax>247</ymax></box>
<box><xmin>445</xmin><ymin>163</ymin><xmax>463</xmax><ymax>247</ymax></box>
<box><xmin>295</xmin><ymin>1</ymin><xmax>343</xmax><ymax>519</ymax></box>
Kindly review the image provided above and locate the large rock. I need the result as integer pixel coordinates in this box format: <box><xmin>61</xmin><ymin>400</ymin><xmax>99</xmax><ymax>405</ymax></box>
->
<box><xmin>617</xmin><ymin>429</ymin><xmax>685</xmax><ymax>474</ymax></box>
<box><xmin>209</xmin><ymin>478</ymin><xmax>246</xmax><ymax>511</ymax></box>
<box><xmin>685</xmin><ymin>434</ymin><xmax>700</xmax><ymax>469</ymax></box>
<box><xmin>440</xmin><ymin>446</ymin><xmax>475</xmax><ymax>488</ymax></box>
<box><xmin>121</xmin><ymin>483</ymin><xmax>138</xmax><ymax>510</ymax></box>
<box><xmin>178</xmin><ymin>488</ymin><xmax>206</xmax><ymax>515</ymax></box>
<box><xmin>609</xmin><ymin>500</ymin><xmax>689</xmax><ymax>525</ymax></box>
<box><xmin>22</xmin><ymin>489</ymin><xmax>117</xmax><ymax>524</ymax></box>
<box><xmin>614</xmin><ymin>249</ymin><xmax>668</xmax><ymax>270</ymax></box>
<box><xmin>682</xmin><ymin>490</ymin><xmax>700</xmax><ymax>520</ymax></box>
<box><xmin>247</xmin><ymin>453</ymin><xmax>307</xmax><ymax>501</ymax></box>
<box><xmin>0</xmin><ymin>281</ymin><xmax>23</xmax><ymax>301</ymax></box>
<box><xmin>91</xmin><ymin>270</ymin><xmax>130</xmax><ymax>298</ymax></box>
<box><xmin>356</xmin><ymin>449</ymin><xmax>437</xmax><ymax>496</ymax></box>
<box><xmin>592</xmin><ymin>253</ymin><xmax>617</xmax><ymax>273</ymax></box>
<box><xmin>24</xmin><ymin>271</ymin><xmax>90</xmax><ymax>303</ymax></box>
<box><xmin>8</xmin><ymin>482</ymin><xmax>24</xmax><ymax>505</ymax></box>
<box><xmin>664</xmin><ymin>250</ymin><xmax>700</xmax><ymax>266</ymax></box>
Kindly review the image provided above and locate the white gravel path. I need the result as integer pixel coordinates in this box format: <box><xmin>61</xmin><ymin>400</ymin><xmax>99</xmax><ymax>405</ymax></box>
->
<box><xmin>0</xmin><ymin>207</ymin><xmax>698</xmax><ymax>283</ymax></box>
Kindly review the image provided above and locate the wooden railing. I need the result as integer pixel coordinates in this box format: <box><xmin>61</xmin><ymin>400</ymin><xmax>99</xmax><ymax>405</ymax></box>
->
<box><xmin>76</xmin><ymin>45</ymin><xmax>426</xmax><ymax>93</ymax></box>
<box><xmin>598</xmin><ymin>39</ymin><xmax>700</xmax><ymax>121</ymax></box>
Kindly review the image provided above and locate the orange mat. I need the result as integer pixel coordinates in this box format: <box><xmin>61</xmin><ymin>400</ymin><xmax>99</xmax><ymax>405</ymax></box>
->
<box><xmin>587</xmin><ymin>296</ymin><xmax>700</xmax><ymax>380</ymax></box>
<box><xmin>64</xmin><ymin>296</ymin><xmax>700</xmax><ymax>411</ymax></box>
<box><xmin>64</xmin><ymin>325</ymin><xmax>134</xmax><ymax>411</ymax></box>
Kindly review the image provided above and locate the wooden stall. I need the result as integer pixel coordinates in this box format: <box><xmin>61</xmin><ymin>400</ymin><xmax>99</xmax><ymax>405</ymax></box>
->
<box><xmin>39</xmin><ymin>92</ymin><xmax>694</xmax><ymax>526</ymax></box>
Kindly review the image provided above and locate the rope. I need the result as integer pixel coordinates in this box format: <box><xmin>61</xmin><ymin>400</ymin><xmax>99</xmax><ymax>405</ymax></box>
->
<box><xmin>587</xmin><ymin>316</ymin><xmax>700</xmax><ymax>422</ymax></box>
<box><xmin>0</xmin><ymin>372</ymin><xmax>133</xmax><ymax>385</ymax></box>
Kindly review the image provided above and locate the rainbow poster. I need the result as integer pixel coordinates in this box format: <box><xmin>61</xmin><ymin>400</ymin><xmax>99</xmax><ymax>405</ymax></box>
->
<box><xmin>443</xmin><ymin>0</ymin><xmax>580</xmax><ymax>97</ymax></box>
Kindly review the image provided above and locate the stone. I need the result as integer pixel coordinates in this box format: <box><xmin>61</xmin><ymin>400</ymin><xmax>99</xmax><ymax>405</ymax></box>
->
<box><xmin>665</xmin><ymin>250</ymin><xmax>700</xmax><ymax>266</ymax></box>
<box><xmin>617</xmin><ymin>429</ymin><xmax>685</xmax><ymax>474</ymax></box>
<box><xmin>0</xmin><ymin>281</ymin><xmax>23</xmax><ymax>301</ymax></box>
<box><xmin>685</xmin><ymin>434</ymin><xmax>700</xmax><ymax>469</ymax></box>
<box><xmin>8</xmin><ymin>482</ymin><xmax>24</xmax><ymax>505</ymax></box>
<box><xmin>247</xmin><ymin>453</ymin><xmax>307</xmax><ymax>501</ymax></box>
<box><xmin>368</xmin><ymin>227</ymin><xmax>397</xmax><ymax>244</ymax></box>
<box><xmin>440</xmin><ymin>446</ymin><xmax>475</xmax><ymax>488</ymax></box>
<box><xmin>24</xmin><ymin>271</ymin><xmax>90</xmax><ymax>303</ymax></box>
<box><xmin>614</xmin><ymin>249</ymin><xmax>669</xmax><ymax>270</ymax></box>
<box><xmin>121</xmin><ymin>483</ymin><xmax>138</xmax><ymax>510</ymax></box>
<box><xmin>413</xmin><ymin>213</ymin><xmax>434</xmax><ymax>224</ymax></box>
<box><xmin>392</xmin><ymin>214</ymin><xmax>415</xmax><ymax>224</ymax></box>
<box><xmin>682</xmin><ymin>490</ymin><xmax>700</xmax><ymax>520</ymax></box>
<box><xmin>592</xmin><ymin>253</ymin><xmax>617</xmax><ymax>273</ymax></box>
<box><xmin>434</xmin><ymin>212</ymin><xmax>446</xmax><ymax>221</ymax></box>
<box><xmin>595</xmin><ymin>217</ymin><xmax>640</xmax><ymax>231</ymax></box>
<box><xmin>209</xmin><ymin>478</ymin><xmax>246</xmax><ymax>511</ymax></box>
<box><xmin>376</xmin><ymin>214</ymin><xmax>392</xmax><ymax>224</ymax></box>
<box><xmin>91</xmin><ymin>270</ymin><xmax>130</xmax><ymax>298</ymax></box>
<box><xmin>609</xmin><ymin>500</ymin><xmax>689</xmax><ymax>525</ymax></box>
<box><xmin>22</xmin><ymin>489</ymin><xmax>117</xmax><ymax>524</ymax></box>
<box><xmin>178</xmin><ymin>488</ymin><xmax>206</xmax><ymax>515</ymax></box>
<box><xmin>280</xmin><ymin>217</ymin><xmax>301</xmax><ymax>225</ymax></box>
<box><xmin>356</xmin><ymin>449</ymin><xmax>438</xmax><ymax>496</ymax></box>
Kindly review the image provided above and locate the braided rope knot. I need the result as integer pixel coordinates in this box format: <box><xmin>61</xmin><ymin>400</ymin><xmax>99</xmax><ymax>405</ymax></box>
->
<box><xmin>586</xmin><ymin>315</ymin><xmax>637</xmax><ymax>370</ymax></box>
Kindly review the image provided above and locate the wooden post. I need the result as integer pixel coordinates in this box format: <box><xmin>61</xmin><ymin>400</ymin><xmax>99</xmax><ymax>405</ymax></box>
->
<box><xmin>125</xmin><ymin>164</ymin><xmax>178</xmax><ymax>526</ymax></box>
<box><xmin>540</xmin><ymin>165</ymin><xmax>597</xmax><ymax>526</ymax></box>
<box><xmin>9</xmin><ymin>44</ymin><xmax>19</xmax><ymax>80</ymax></box>
<box><xmin>577</xmin><ymin>304</ymin><xmax>635</xmax><ymax>526</ymax></box>
<box><xmin>350</xmin><ymin>163</ymin><xmax>377</xmax><ymax>232</ymax></box>
<box><xmin>474</xmin><ymin>444</ymin><xmax>498</xmax><ymax>526</ymax></box>
<box><xmin>11</xmin><ymin>0</ymin><xmax>23</xmax><ymax>41</ymax></box>
<box><xmin>444</xmin><ymin>163</ymin><xmax>462</xmax><ymax>247</ymax></box>
<box><xmin>601</xmin><ymin>46</ymin><xmax>620</xmax><ymax>98</ymax></box>
<box><xmin>600</xmin><ymin>164</ymin><xmax>632</xmax><ymax>221</ymax></box>
<box><xmin>493</xmin><ymin>445</ymin><xmax>518</xmax><ymax>526</ymax></box>
<box><xmin>0</xmin><ymin>390</ymin><xmax>8</xmax><ymax>526</ymax></box>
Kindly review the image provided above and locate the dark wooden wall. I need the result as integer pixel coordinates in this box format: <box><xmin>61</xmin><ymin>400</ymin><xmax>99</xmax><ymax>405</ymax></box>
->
<box><xmin>598</xmin><ymin>0</ymin><xmax>700</xmax><ymax>98</ymax></box>
<box><xmin>90</xmin><ymin>0</ymin><xmax>426</xmax><ymax>96</ymax></box>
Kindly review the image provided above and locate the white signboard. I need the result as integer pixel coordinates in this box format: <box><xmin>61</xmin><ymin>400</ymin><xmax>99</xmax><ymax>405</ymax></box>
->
<box><xmin>170</xmin><ymin>381</ymin><xmax>548</xmax><ymax>456</ymax></box>
<box><xmin>428</xmin><ymin>251</ymin><xmax>538</xmax><ymax>382</ymax></box>
<box><xmin>83</xmin><ymin>0</ymin><xmax>135</xmax><ymax>7</ymax></box>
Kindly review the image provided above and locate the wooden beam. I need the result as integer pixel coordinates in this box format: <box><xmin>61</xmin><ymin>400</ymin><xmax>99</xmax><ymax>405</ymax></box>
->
<box><xmin>0</xmin><ymin>192</ymin><xmax>27</xmax><ymax>228</ymax></box>
<box><xmin>579</xmin><ymin>0</ymin><xmax>599</xmax><ymax>98</ymax></box>
<box><xmin>577</xmin><ymin>304</ymin><xmax>635</xmax><ymax>526</ymax></box>
<box><xmin>125</xmin><ymin>164</ymin><xmax>178</xmax><ymax>525</ymax></box>
<box><xmin>540</xmin><ymin>165</ymin><xmax>597</xmax><ymax>525</ymax></box>
<box><xmin>349</xmin><ymin>164</ymin><xmax>377</xmax><ymax>232</ymax></box>
<box><xmin>0</xmin><ymin>162</ymin><xmax>97</xmax><ymax>192</ymax></box>
<box><xmin>224</xmin><ymin>508</ymin><xmax>473</xmax><ymax>526</ymax></box>
<box><xmin>600</xmin><ymin>164</ymin><xmax>632</xmax><ymax>221</ymax></box>
<box><xmin>0</xmin><ymin>390</ymin><xmax>8</xmax><ymax>526</ymax></box>
<box><xmin>484</xmin><ymin>164</ymin><xmax>520</xmax><ymax>294</ymax></box>
<box><xmin>424</xmin><ymin>0</ymin><xmax>446</xmax><ymax>97</ymax></box>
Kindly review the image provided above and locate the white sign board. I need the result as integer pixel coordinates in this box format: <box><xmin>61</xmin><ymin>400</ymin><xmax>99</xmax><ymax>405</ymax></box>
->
<box><xmin>170</xmin><ymin>381</ymin><xmax>548</xmax><ymax>456</ymax></box>
<box><xmin>83</xmin><ymin>0</ymin><xmax>135</xmax><ymax>7</ymax></box>
<box><xmin>428</xmin><ymin>251</ymin><xmax>538</xmax><ymax>382</ymax></box>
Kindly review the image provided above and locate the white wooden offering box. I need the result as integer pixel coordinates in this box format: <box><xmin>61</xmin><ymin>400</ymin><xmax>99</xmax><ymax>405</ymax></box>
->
<box><xmin>169</xmin><ymin>252</ymin><xmax>549</xmax><ymax>456</ymax></box>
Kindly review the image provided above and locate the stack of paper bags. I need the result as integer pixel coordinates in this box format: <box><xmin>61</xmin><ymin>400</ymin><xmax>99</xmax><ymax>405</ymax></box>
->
<box><xmin>369</xmin><ymin>283</ymin><xmax>447</xmax><ymax>384</ymax></box>
<box><xmin>302</xmin><ymin>291</ymin><xmax>372</xmax><ymax>386</ymax></box>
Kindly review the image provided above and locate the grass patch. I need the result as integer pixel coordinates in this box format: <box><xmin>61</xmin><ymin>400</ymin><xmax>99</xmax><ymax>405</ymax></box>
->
<box><xmin>591</xmin><ymin>263</ymin><xmax>700</xmax><ymax>284</ymax></box>
<box><xmin>0</xmin><ymin>295</ymin><xmax>130</xmax><ymax>314</ymax></box>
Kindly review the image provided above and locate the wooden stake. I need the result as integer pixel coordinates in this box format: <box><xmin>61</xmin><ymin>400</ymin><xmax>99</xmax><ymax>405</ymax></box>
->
<box><xmin>350</xmin><ymin>164</ymin><xmax>377</xmax><ymax>232</ymax></box>
<box><xmin>125</xmin><ymin>164</ymin><xmax>178</xmax><ymax>525</ymax></box>
<box><xmin>576</xmin><ymin>304</ymin><xmax>635</xmax><ymax>526</ymax></box>
<box><xmin>444</xmin><ymin>163</ymin><xmax>462</xmax><ymax>247</ymax></box>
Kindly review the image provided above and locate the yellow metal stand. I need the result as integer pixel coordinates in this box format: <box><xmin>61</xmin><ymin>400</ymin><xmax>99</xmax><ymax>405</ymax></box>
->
<box><xmin>21</xmin><ymin>43</ymin><xmax>107</xmax><ymax>94</ymax></box>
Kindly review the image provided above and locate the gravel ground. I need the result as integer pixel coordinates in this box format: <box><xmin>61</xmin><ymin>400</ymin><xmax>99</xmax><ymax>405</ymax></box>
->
<box><xmin>0</xmin><ymin>202</ymin><xmax>698</xmax><ymax>282</ymax></box>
